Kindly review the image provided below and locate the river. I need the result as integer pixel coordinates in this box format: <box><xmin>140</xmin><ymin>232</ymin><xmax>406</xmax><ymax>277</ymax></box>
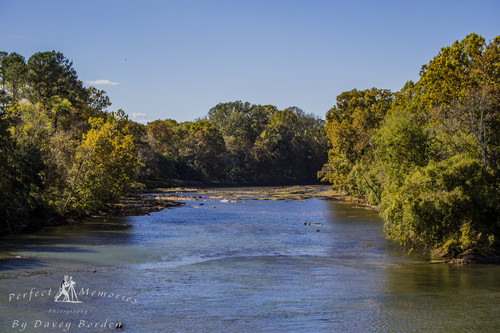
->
<box><xmin>1</xmin><ymin>187</ymin><xmax>499</xmax><ymax>332</ymax></box>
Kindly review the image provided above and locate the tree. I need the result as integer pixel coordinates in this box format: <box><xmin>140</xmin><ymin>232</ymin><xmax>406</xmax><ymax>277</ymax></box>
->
<box><xmin>318</xmin><ymin>35</ymin><xmax>500</xmax><ymax>258</ymax></box>
<box><xmin>64</xmin><ymin>114</ymin><xmax>140</xmax><ymax>215</ymax></box>
<box><xmin>208</xmin><ymin>101</ymin><xmax>263</xmax><ymax>182</ymax></box>
<box><xmin>374</xmin><ymin>34</ymin><xmax>500</xmax><ymax>257</ymax></box>
<box><xmin>444</xmin><ymin>87</ymin><xmax>500</xmax><ymax>170</ymax></box>
<box><xmin>0</xmin><ymin>111</ymin><xmax>45</xmax><ymax>232</ymax></box>
<box><xmin>182</xmin><ymin>120</ymin><xmax>227</xmax><ymax>181</ymax></box>
<box><xmin>0</xmin><ymin>52</ymin><xmax>27</xmax><ymax>104</ymax></box>
<box><xmin>84</xmin><ymin>86</ymin><xmax>111</xmax><ymax>115</ymax></box>
<box><xmin>416</xmin><ymin>33</ymin><xmax>486</xmax><ymax>111</ymax></box>
<box><xmin>146</xmin><ymin>119</ymin><xmax>183</xmax><ymax>155</ymax></box>
<box><xmin>253</xmin><ymin>109</ymin><xmax>299</xmax><ymax>181</ymax></box>
<box><xmin>27</xmin><ymin>51</ymin><xmax>86</xmax><ymax>129</ymax></box>
<box><xmin>374</xmin><ymin>109</ymin><xmax>431</xmax><ymax>187</ymax></box>
<box><xmin>320</xmin><ymin>88</ymin><xmax>393</xmax><ymax>197</ymax></box>
<box><xmin>381</xmin><ymin>154</ymin><xmax>498</xmax><ymax>257</ymax></box>
<box><xmin>253</xmin><ymin>107</ymin><xmax>327</xmax><ymax>183</ymax></box>
<box><xmin>0</xmin><ymin>49</ymin><xmax>148</xmax><ymax>232</ymax></box>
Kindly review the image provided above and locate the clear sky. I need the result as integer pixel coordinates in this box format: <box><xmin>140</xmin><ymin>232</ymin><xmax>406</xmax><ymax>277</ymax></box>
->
<box><xmin>1</xmin><ymin>0</ymin><xmax>499</xmax><ymax>123</ymax></box>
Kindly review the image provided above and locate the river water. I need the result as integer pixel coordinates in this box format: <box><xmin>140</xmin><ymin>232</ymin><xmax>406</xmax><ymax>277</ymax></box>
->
<box><xmin>1</xmin><ymin>188</ymin><xmax>499</xmax><ymax>332</ymax></box>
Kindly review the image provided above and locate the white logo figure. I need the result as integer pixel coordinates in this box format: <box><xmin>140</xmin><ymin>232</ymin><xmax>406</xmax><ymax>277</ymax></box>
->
<box><xmin>54</xmin><ymin>275</ymin><xmax>81</xmax><ymax>303</ymax></box>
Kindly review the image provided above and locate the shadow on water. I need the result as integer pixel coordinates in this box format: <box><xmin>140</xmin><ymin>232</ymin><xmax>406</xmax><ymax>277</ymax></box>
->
<box><xmin>0</xmin><ymin>217</ymin><xmax>135</xmax><ymax>250</ymax></box>
<box><xmin>0</xmin><ymin>257</ymin><xmax>45</xmax><ymax>271</ymax></box>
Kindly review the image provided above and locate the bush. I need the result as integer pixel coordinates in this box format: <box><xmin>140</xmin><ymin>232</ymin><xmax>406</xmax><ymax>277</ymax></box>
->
<box><xmin>380</xmin><ymin>154</ymin><xmax>499</xmax><ymax>256</ymax></box>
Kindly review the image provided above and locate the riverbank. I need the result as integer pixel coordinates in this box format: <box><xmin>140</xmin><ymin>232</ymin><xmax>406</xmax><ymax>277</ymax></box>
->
<box><xmin>430</xmin><ymin>253</ymin><xmax>500</xmax><ymax>265</ymax></box>
<box><xmin>91</xmin><ymin>192</ymin><xmax>184</xmax><ymax>218</ymax></box>
<box><xmin>150</xmin><ymin>185</ymin><xmax>376</xmax><ymax>209</ymax></box>
<box><xmin>0</xmin><ymin>192</ymin><xmax>184</xmax><ymax>236</ymax></box>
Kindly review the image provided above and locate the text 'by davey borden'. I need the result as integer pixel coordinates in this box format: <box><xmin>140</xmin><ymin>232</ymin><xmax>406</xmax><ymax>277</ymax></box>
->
<box><xmin>12</xmin><ymin>319</ymin><xmax>123</xmax><ymax>332</ymax></box>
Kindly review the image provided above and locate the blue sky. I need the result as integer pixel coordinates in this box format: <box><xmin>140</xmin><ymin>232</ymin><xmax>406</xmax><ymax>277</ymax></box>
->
<box><xmin>1</xmin><ymin>0</ymin><xmax>499</xmax><ymax>123</ymax></box>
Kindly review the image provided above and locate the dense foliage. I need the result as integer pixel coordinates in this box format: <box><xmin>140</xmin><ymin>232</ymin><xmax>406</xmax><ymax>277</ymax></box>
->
<box><xmin>0</xmin><ymin>51</ymin><xmax>327</xmax><ymax>233</ymax></box>
<box><xmin>321</xmin><ymin>34</ymin><xmax>500</xmax><ymax>258</ymax></box>
<box><xmin>0</xmin><ymin>51</ymin><xmax>141</xmax><ymax>232</ymax></box>
<box><xmin>141</xmin><ymin>102</ymin><xmax>327</xmax><ymax>185</ymax></box>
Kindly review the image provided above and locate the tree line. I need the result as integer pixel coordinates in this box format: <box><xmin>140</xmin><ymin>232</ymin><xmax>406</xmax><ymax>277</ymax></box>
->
<box><xmin>320</xmin><ymin>33</ymin><xmax>500</xmax><ymax>258</ymax></box>
<box><xmin>144</xmin><ymin>102</ymin><xmax>327</xmax><ymax>185</ymax></box>
<box><xmin>0</xmin><ymin>51</ymin><xmax>327</xmax><ymax>233</ymax></box>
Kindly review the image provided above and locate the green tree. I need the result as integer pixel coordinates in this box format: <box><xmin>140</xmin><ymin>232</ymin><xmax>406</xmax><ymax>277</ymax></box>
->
<box><xmin>374</xmin><ymin>34</ymin><xmax>500</xmax><ymax>257</ymax></box>
<box><xmin>0</xmin><ymin>112</ymin><xmax>45</xmax><ymax>232</ymax></box>
<box><xmin>416</xmin><ymin>33</ymin><xmax>486</xmax><ymax>111</ymax></box>
<box><xmin>253</xmin><ymin>107</ymin><xmax>327</xmax><ymax>183</ymax></box>
<box><xmin>208</xmin><ymin>101</ymin><xmax>277</xmax><ymax>182</ymax></box>
<box><xmin>374</xmin><ymin>109</ymin><xmax>431</xmax><ymax>187</ymax></box>
<box><xmin>27</xmin><ymin>51</ymin><xmax>83</xmax><ymax>103</ymax></box>
<box><xmin>320</xmin><ymin>88</ymin><xmax>393</xmax><ymax>198</ymax></box>
<box><xmin>144</xmin><ymin>119</ymin><xmax>191</xmax><ymax>181</ymax></box>
<box><xmin>0</xmin><ymin>52</ymin><xmax>27</xmax><ymax>104</ymax></box>
<box><xmin>84</xmin><ymin>86</ymin><xmax>112</xmax><ymax>116</ymax></box>
<box><xmin>27</xmin><ymin>51</ymin><xmax>86</xmax><ymax>130</ymax></box>
<box><xmin>0</xmin><ymin>49</ymin><xmax>149</xmax><ymax>233</ymax></box>
<box><xmin>381</xmin><ymin>155</ymin><xmax>498</xmax><ymax>257</ymax></box>
<box><xmin>182</xmin><ymin>119</ymin><xmax>227</xmax><ymax>182</ymax></box>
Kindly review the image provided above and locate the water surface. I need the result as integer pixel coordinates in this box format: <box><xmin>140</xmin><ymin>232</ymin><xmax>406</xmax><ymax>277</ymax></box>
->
<box><xmin>1</xmin><ymin>188</ymin><xmax>499</xmax><ymax>332</ymax></box>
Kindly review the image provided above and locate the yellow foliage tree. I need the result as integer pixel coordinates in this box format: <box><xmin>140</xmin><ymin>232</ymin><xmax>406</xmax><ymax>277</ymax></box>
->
<box><xmin>64</xmin><ymin>114</ymin><xmax>139</xmax><ymax>215</ymax></box>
